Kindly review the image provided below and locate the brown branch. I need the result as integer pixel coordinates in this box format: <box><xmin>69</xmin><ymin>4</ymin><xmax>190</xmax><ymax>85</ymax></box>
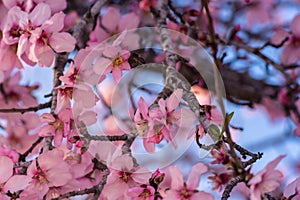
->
<box><xmin>221</xmin><ymin>174</ymin><xmax>244</xmax><ymax>200</ymax></box>
<box><xmin>201</xmin><ymin>0</ymin><xmax>220</xmax><ymax>68</ymax></box>
<box><xmin>0</xmin><ymin>101</ymin><xmax>51</xmax><ymax>113</ymax></box>
<box><xmin>154</xmin><ymin>0</ymin><xmax>211</xmax><ymax>132</ymax></box>
<box><xmin>83</xmin><ymin>134</ymin><xmax>128</xmax><ymax>141</ymax></box>
<box><xmin>19</xmin><ymin>137</ymin><xmax>43</xmax><ymax>162</ymax></box>
<box><xmin>72</xmin><ymin>0</ymin><xmax>108</xmax><ymax>49</ymax></box>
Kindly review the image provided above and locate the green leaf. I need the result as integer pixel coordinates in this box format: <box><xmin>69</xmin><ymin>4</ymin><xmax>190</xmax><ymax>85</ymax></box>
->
<box><xmin>208</xmin><ymin>124</ymin><xmax>221</xmax><ymax>142</ymax></box>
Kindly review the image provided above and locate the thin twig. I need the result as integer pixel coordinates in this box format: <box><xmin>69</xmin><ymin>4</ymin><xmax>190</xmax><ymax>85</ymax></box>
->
<box><xmin>0</xmin><ymin>102</ymin><xmax>51</xmax><ymax>113</ymax></box>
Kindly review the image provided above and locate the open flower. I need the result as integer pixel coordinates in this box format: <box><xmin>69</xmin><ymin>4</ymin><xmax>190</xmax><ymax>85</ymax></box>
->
<box><xmin>248</xmin><ymin>155</ymin><xmax>285</xmax><ymax>200</ymax></box>
<box><xmin>164</xmin><ymin>162</ymin><xmax>214</xmax><ymax>200</ymax></box>
<box><xmin>21</xmin><ymin>149</ymin><xmax>73</xmax><ymax>199</ymax></box>
<box><xmin>102</xmin><ymin>154</ymin><xmax>151</xmax><ymax>199</ymax></box>
<box><xmin>29</xmin><ymin>11</ymin><xmax>76</xmax><ymax>66</ymax></box>
<box><xmin>94</xmin><ymin>45</ymin><xmax>131</xmax><ymax>82</ymax></box>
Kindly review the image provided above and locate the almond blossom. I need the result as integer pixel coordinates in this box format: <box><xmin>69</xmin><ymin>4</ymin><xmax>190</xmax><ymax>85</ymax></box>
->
<box><xmin>28</xmin><ymin>11</ymin><xmax>76</xmax><ymax>66</ymax></box>
<box><xmin>94</xmin><ymin>45</ymin><xmax>131</xmax><ymax>82</ymax></box>
<box><xmin>163</xmin><ymin>162</ymin><xmax>214</xmax><ymax>200</ymax></box>
<box><xmin>248</xmin><ymin>155</ymin><xmax>285</xmax><ymax>200</ymax></box>
<box><xmin>88</xmin><ymin>6</ymin><xmax>140</xmax><ymax>48</ymax></box>
<box><xmin>39</xmin><ymin>108</ymin><xmax>72</xmax><ymax>147</ymax></box>
<box><xmin>101</xmin><ymin>154</ymin><xmax>151</xmax><ymax>199</ymax></box>
<box><xmin>20</xmin><ymin>149</ymin><xmax>73</xmax><ymax>199</ymax></box>
<box><xmin>147</xmin><ymin>89</ymin><xmax>195</xmax><ymax>148</ymax></box>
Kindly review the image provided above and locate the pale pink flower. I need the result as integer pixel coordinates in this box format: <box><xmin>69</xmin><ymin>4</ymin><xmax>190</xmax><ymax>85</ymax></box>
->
<box><xmin>29</xmin><ymin>11</ymin><xmax>76</xmax><ymax>66</ymax></box>
<box><xmin>59</xmin><ymin>61</ymin><xmax>78</xmax><ymax>86</ymax></box>
<box><xmin>248</xmin><ymin>155</ymin><xmax>285</xmax><ymax>200</ymax></box>
<box><xmin>39</xmin><ymin>108</ymin><xmax>72</xmax><ymax>147</ymax></box>
<box><xmin>21</xmin><ymin>149</ymin><xmax>73</xmax><ymax>199</ymax></box>
<box><xmin>89</xmin><ymin>7</ymin><xmax>140</xmax><ymax>48</ymax></box>
<box><xmin>284</xmin><ymin>177</ymin><xmax>300</xmax><ymax>199</ymax></box>
<box><xmin>94</xmin><ymin>46</ymin><xmax>131</xmax><ymax>82</ymax></box>
<box><xmin>164</xmin><ymin>162</ymin><xmax>214</xmax><ymax>200</ymax></box>
<box><xmin>147</xmin><ymin>89</ymin><xmax>195</xmax><ymax>148</ymax></box>
<box><xmin>102</xmin><ymin>154</ymin><xmax>151</xmax><ymax>200</ymax></box>
<box><xmin>134</xmin><ymin>97</ymin><xmax>159</xmax><ymax>153</ymax></box>
<box><xmin>271</xmin><ymin>14</ymin><xmax>300</xmax><ymax>65</ymax></box>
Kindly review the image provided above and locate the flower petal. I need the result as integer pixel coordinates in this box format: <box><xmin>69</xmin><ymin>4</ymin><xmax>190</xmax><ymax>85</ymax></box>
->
<box><xmin>50</xmin><ymin>32</ymin><xmax>76</xmax><ymax>53</ymax></box>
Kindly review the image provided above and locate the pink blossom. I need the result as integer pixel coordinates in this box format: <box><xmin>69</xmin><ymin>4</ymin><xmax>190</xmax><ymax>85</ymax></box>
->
<box><xmin>94</xmin><ymin>46</ymin><xmax>131</xmax><ymax>82</ymax></box>
<box><xmin>248</xmin><ymin>155</ymin><xmax>285</xmax><ymax>200</ymax></box>
<box><xmin>147</xmin><ymin>89</ymin><xmax>195</xmax><ymax>148</ymax></box>
<box><xmin>29</xmin><ymin>11</ymin><xmax>76</xmax><ymax>66</ymax></box>
<box><xmin>164</xmin><ymin>162</ymin><xmax>214</xmax><ymax>200</ymax></box>
<box><xmin>134</xmin><ymin>97</ymin><xmax>159</xmax><ymax>153</ymax></box>
<box><xmin>102</xmin><ymin>154</ymin><xmax>151</xmax><ymax>199</ymax></box>
<box><xmin>39</xmin><ymin>108</ymin><xmax>72</xmax><ymax>147</ymax></box>
<box><xmin>284</xmin><ymin>177</ymin><xmax>300</xmax><ymax>199</ymax></box>
<box><xmin>88</xmin><ymin>7</ymin><xmax>140</xmax><ymax>48</ymax></box>
<box><xmin>21</xmin><ymin>149</ymin><xmax>73</xmax><ymax>199</ymax></box>
<box><xmin>59</xmin><ymin>61</ymin><xmax>78</xmax><ymax>86</ymax></box>
<box><xmin>271</xmin><ymin>14</ymin><xmax>300</xmax><ymax>65</ymax></box>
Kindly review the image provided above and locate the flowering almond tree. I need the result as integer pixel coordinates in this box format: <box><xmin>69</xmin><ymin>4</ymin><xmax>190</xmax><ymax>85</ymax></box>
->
<box><xmin>0</xmin><ymin>0</ymin><xmax>300</xmax><ymax>199</ymax></box>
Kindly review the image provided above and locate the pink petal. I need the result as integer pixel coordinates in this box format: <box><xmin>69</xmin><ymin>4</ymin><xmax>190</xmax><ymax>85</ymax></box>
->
<box><xmin>94</xmin><ymin>57</ymin><xmax>113</xmax><ymax>75</ymax></box>
<box><xmin>41</xmin><ymin>113</ymin><xmax>56</xmax><ymax>123</ymax></box>
<box><xmin>291</xmin><ymin>14</ymin><xmax>300</xmax><ymax>37</ymax></box>
<box><xmin>169</xmin><ymin>166</ymin><xmax>184</xmax><ymax>189</ymax></box>
<box><xmin>284</xmin><ymin>177</ymin><xmax>300</xmax><ymax>198</ymax></box>
<box><xmin>29</xmin><ymin>3</ymin><xmax>51</xmax><ymax>26</ymax></box>
<box><xmin>138</xmin><ymin>97</ymin><xmax>149</xmax><ymax>119</ymax></box>
<box><xmin>112</xmin><ymin>66</ymin><xmax>123</xmax><ymax>82</ymax></box>
<box><xmin>50</xmin><ymin>32</ymin><xmax>76</xmax><ymax>52</ymax></box>
<box><xmin>38</xmin><ymin>125</ymin><xmax>55</xmax><ymax>137</ymax></box>
<box><xmin>0</xmin><ymin>156</ymin><xmax>13</xmax><ymax>183</ymax></box>
<box><xmin>281</xmin><ymin>45</ymin><xmax>299</xmax><ymax>65</ymax></box>
<box><xmin>17</xmin><ymin>34</ymin><xmax>29</xmax><ymax>57</ymax></box>
<box><xmin>43</xmin><ymin>0</ymin><xmax>67</xmax><ymax>13</ymax></box>
<box><xmin>187</xmin><ymin>162</ymin><xmax>208</xmax><ymax>189</ymax></box>
<box><xmin>167</xmin><ymin>89</ymin><xmax>183</xmax><ymax>112</ymax></box>
<box><xmin>43</xmin><ymin>12</ymin><xmax>65</xmax><ymax>33</ymax></box>
<box><xmin>2</xmin><ymin>0</ymin><xmax>17</xmax><ymax>9</ymax></box>
<box><xmin>118</xmin><ymin>13</ymin><xmax>140</xmax><ymax>31</ymax></box>
<box><xmin>143</xmin><ymin>138</ymin><xmax>155</xmax><ymax>153</ymax></box>
<box><xmin>4</xmin><ymin>175</ymin><xmax>31</xmax><ymax>193</ymax></box>
<box><xmin>265</xmin><ymin>155</ymin><xmax>285</xmax><ymax>171</ymax></box>
<box><xmin>191</xmin><ymin>191</ymin><xmax>214</xmax><ymax>200</ymax></box>
<box><xmin>102</xmin><ymin>7</ymin><xmax>121</xmax><ymax>32</ymax></box>
<box><xmin>271</xmin><ymin>29</ymin><xmax>289</xmax><ymax>45</ymax></box>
